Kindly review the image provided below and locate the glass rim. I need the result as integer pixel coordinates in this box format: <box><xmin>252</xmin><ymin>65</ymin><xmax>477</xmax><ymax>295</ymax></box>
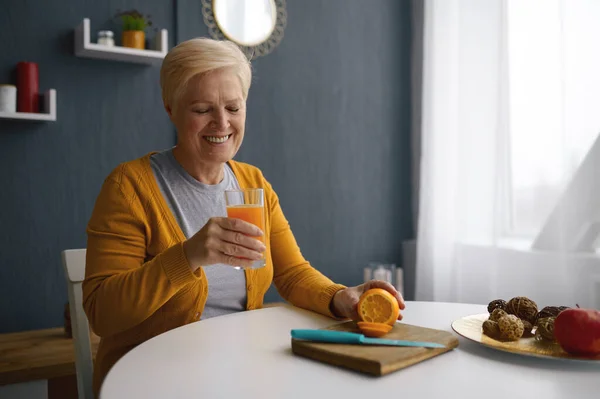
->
<box><xmin>368</xmin><ymin>262</ymin><xmax>397</xmax><ymax>267</ymax></box>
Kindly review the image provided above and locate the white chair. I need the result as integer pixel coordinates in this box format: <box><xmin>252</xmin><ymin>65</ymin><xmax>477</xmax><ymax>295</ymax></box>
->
<box><xmin>61</xmin><ymin>249</ymin><xmax>94</xmax><ymax>399</ymax></box>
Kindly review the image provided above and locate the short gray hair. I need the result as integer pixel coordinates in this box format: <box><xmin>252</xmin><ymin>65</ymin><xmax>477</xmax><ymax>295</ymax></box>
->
<box><xmin>160</xmin><ymin>38</ymin><xmax>252</xmax><ymax>110</ymax></box>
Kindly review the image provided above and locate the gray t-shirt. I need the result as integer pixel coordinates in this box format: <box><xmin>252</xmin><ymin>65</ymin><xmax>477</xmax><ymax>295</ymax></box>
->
<box><xmin>150</xmin><ymin>148</ymin><xmax>247</xmax><ymax>320</ymax></box>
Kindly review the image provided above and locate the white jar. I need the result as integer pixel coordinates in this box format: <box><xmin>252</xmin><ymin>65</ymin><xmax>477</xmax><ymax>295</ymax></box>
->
<box><xmin>98</xmin><ymin>30</ymin><xmax>115</xmax><ymax>47</ymax></box>
<box><xmin>0</xmin><ymin>84</ymin><xmax>17</xmax><ymax>113</ymax></box>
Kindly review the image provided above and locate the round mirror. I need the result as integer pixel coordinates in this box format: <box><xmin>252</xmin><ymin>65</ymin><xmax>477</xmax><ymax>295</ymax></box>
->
<box><xmin>213</xmin><ymin>0</ymin><xmax>277</xmax><ymax>47</ymax></box>
<box><xmin>202</xmin><ymin>0</ymin><xmax>287</xmax><ymax>59</ymax></box>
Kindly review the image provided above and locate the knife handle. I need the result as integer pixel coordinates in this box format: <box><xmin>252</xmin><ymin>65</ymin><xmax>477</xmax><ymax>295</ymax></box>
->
<box><xmin>291</xmin><ymin>329</ymin><xmax>363</xmax><ymax>344</ymax></box>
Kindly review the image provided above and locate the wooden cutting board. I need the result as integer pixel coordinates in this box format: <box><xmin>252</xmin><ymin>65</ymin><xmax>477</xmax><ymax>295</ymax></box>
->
<box><xmin>291</xmin><ymin>321</ymin><xmax>459</xmax><ymax>376</ymax></box>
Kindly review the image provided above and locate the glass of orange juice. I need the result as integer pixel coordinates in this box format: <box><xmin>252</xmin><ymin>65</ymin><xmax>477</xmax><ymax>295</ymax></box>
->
<box><xmin>224</xmin><ymin>188</ymin><xmax>266</xmax><ymax>269</ymax></box>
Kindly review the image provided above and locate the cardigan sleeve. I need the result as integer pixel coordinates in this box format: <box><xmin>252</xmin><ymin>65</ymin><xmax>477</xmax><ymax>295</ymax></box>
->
<box><xmin>264</xmin><ymin>177</ymin><xmax>346</xmax><ymax>317</ymax></box>
<box><xmin>82</xmin><ymin>168</ymin><xmax>200</xmax><ymax>337</ymax></box>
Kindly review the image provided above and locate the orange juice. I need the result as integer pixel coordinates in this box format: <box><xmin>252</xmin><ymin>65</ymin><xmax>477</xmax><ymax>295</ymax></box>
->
<box><xmin>226</xmin><ymin>204</ymin><xmax>265</xmax><ymax>246</ymax></box>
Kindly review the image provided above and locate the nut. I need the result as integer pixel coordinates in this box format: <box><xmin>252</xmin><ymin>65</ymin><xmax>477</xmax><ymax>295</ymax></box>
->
<box><xmin>535</xmin><ymin>306</ymin><xmax>562</xmax><ymax>324</ymax></box>
<box><xmin>506</xmin><ymin>297</ymin><xmax>538</xmax><ymax>324</ymax></box>
<box><xmin>487</xmin><ymin>299</ymin><xmax>507</xmax><ymax>314</ymax></box>
<box><xmin>521</xmin><ymin>320</ymin><xmax>534</xmax><ymax>337</ymax></box>
<box><xmin>535</xmin><ymin>317</ymin><xmax>556</xmax><ymax>343</ymax></box>
<box><xmin>482</xmin><ymin>320</ymin><xmax>501</xmax><ymax>339</ymax></box>
<box><xmin>489</xmin><ymin>308</ymin><xmax>508</xmax><ymax>322</ymax></box>
<box><xmin>498</xmin><ymin>314</ymin><xmax>524</xmax><ymax>341</ymax></box>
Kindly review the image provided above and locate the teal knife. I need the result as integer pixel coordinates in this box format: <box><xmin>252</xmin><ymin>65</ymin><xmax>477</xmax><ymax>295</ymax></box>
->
<box><xmin>291</xmin><ymin>329</ymin><xmax>446</xmax><ymax>349</ymax></box>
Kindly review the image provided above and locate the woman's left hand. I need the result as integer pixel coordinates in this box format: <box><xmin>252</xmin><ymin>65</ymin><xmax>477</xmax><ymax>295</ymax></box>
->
<box><xmin>330</xmin><ymin>280</ymin><xmax>405</xmax><ymax>321</ymax></box>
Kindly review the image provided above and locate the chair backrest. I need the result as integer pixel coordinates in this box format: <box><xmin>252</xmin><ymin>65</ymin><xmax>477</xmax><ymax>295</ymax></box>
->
<box><xmin>61</xmin><ymin>249</ymin><xmax>94</xmax><ymax>399</ymax></box>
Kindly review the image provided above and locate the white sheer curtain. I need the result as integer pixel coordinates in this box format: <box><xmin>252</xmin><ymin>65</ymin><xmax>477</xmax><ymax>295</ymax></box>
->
<box><xmin>415</xmin><ymin>0</ymin><xmax>600</xmax><ymax>308</ymax></box>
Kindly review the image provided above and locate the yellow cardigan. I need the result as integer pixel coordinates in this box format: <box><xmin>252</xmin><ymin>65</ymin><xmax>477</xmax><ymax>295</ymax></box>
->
<box><xmin>83</xmin><ymin>153</ymin><xmax>346</xmax><ymax>395</ymax></box>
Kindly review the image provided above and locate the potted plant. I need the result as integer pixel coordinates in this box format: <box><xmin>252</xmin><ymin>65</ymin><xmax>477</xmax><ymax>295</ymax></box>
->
<box><xmin>114</xmin><ymin>9</ymin><xmax>152</xmax><ymax>50</ymax></box>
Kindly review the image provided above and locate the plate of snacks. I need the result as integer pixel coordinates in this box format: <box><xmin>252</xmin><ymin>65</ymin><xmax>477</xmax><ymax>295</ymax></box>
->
<box><xmin>451</xmin><ymin>296</ymin><xmax>600</xmax><ymax>362</ymax></box>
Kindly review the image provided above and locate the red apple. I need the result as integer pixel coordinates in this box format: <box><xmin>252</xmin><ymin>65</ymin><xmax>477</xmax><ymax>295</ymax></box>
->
<box><xmin>554</xmin><ymin>306</ymin><xmax>600</xmax><ymax>356</ymax></box>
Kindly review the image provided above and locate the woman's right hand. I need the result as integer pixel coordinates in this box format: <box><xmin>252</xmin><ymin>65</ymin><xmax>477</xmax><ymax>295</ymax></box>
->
<box><xmin>183</xmin><ymin>217</ymin><xmax>266</xmax><ymax>271</ymax></box>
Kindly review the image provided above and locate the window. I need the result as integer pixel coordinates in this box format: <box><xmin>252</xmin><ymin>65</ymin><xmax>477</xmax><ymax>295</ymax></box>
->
<box><xmin>506</xmin><ymin>0</ymin><xmax>600</xmax><ymax>237</ymax></box>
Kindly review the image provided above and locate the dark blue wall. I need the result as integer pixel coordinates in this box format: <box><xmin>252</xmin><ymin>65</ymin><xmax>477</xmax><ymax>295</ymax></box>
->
<box><xmin>0</xmin><ymin>0</ymin><xmax>175</xmax><ymax>333</ymax></box>
<box><xmin>0</xmin><ymin>0</ymin><xmax>412</xmax><ymax>333</ymax></box>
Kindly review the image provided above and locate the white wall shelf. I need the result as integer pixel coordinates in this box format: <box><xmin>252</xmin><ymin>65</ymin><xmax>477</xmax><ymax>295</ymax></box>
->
<box><xmin>0</xmin><ymin>89</ymin><xmax>57</xmax><ymax>121</ymax></box>
<box><xmin>75</xmin><ymin>18</ymin><xmax>168</xmax><ymax>65</ymax></box>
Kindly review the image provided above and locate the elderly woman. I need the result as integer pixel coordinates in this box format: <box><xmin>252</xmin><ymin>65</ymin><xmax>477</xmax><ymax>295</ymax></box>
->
<box><xmin>83</xmin><ymin>38</ymin><xmax>404</xmax><ymax>395</ymax></box>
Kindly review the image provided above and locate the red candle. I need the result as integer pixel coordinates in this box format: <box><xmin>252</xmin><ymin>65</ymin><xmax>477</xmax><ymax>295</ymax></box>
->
<box><xmin>17</xmin><ymin>62</ymin><xmax>39</xmax><ymax>113</ymax></box>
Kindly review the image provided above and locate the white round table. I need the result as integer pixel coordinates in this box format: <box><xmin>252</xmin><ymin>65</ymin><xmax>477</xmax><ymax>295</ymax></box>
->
<box><xmin>100</xmin><ymin>301</ymin><xmax>599</xmax><ymax>399</ymax></box>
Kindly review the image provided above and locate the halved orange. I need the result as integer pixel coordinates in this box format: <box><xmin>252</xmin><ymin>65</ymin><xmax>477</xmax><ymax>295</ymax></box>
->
<box><xmin>357</xmin><ymin>288</ymin><xmax>400</xmax><ymax>326</ymax></box>
<box><xmin>357</xmin><ymin>321</ymin><xmax>393</xmax><ymax>338</ymax></box>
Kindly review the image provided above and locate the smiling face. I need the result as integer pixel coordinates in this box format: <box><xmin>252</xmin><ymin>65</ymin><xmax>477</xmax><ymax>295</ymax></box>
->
<box><xmin>167</xmin><ymin>68</ymin><xmax>246</xmax><ymax>168</ymax></box>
